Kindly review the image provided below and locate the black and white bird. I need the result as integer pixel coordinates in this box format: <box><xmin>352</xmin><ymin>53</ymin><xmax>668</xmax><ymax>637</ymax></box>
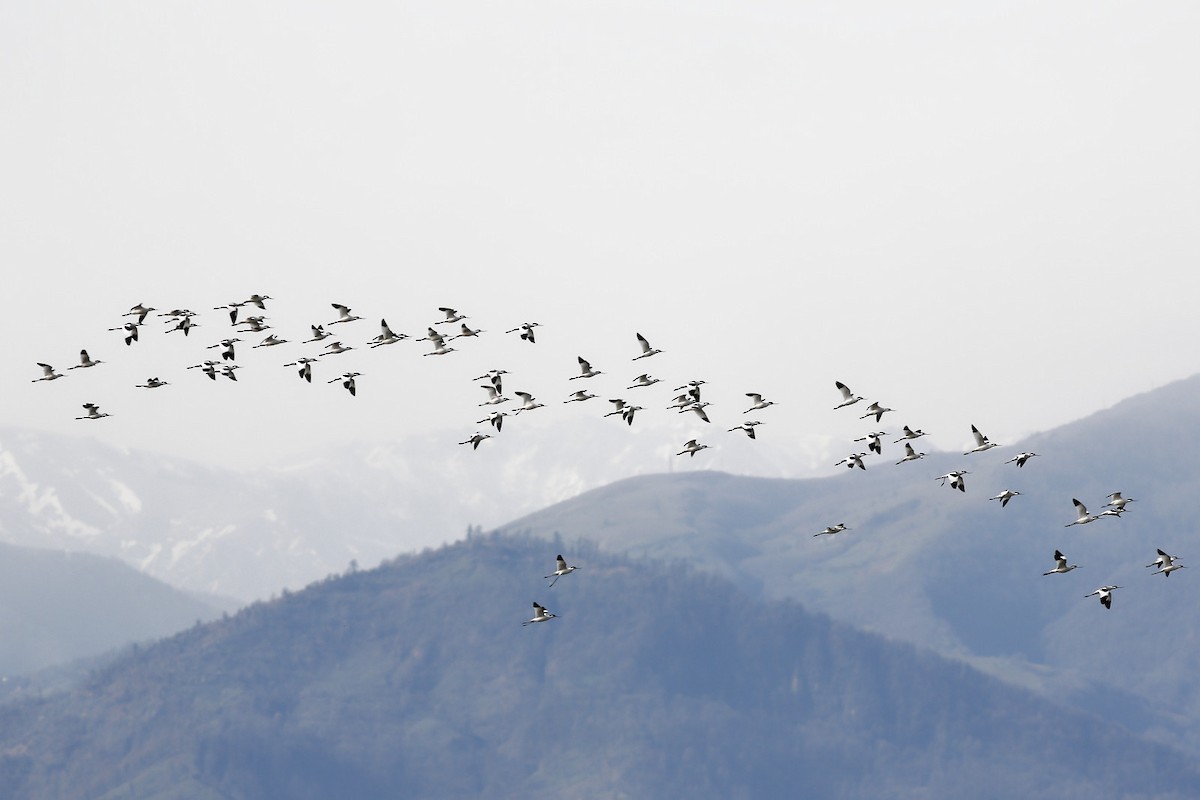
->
<box><xmin>206</xmin><ymin>338</ymin><xmax>242</xmax><ymax>361</ymax></box>
<box><xmin>512</xmin><ymin>391</ymin><xmax>544</xmax><ymax>413</ymax></box>
<box><xmin>320</xmin><ymin>341</ymin><xmax>354</xmax><ymax>357</ymax></box>
<box><xmin>894</xmin><ymin>443</ymin><xmax>925</xmax><ymax>464</ymax></box>
<box><xmin>459</xmin><ymin>432</ymin><xmax>492</xmax><ymax>450</ymax></box>
<box><xmin>166</xmin><ymin>316</ymin><xmax>197</xmax><ymax>336</ymax></box>
<box><xmin>244</xmin><ymin>294</ymin><xmax>272</xmax><ymax>310</ymax></box>
<box><xmin>935</xmin><ymin>470</ymin><xmax>969</xmax><ymax>492</ymax></box>
<box><xmin>1084</xmin><ymin>585</ymin><xmax>1121</xmax><ymax>609</ymax></box>
<box><xmin>628</xmin><ymin>374</ymin><xmax>660</xmax><ymax>389</ymax></box>
<box><xmin>135</xmin><ymin>377</ymin><xmax>170</xmax><ymax>389</ymax></box>
<box><xmin>523</xmin><ymin>602</ymin><xmax>556</xmax><ymax>626</ymax></box>
<box><xmin>834</xmin><ymin>381</ymin><xmax>863</xmax><ymax>409</ymax></box>
<box><xmin>1105</xmin><ymin>492</ymin><xmax>1136</xmax><ymax>511</ymax></box>
<box><xmin>835</xmin><ymin>453</ymin><xmax>867</xmax><ymax>471</ymax></box>
<box><xmin>633</xmin><ymin>332</ymin><xmax>662</xmax><ymax>360</ymax></box>
<box><xmin>108</xmin><ymin>322</ymin><xmax>140</xmax><ymax>346</ymax></box>
<box><xmin>681</xmin><ymin>403</ymin><xmax>711</xmax><ymax>423</ymax></box>
<box><xmin>1005</xmin><ymin>452</ymin><xmax>1038</xmax><ymax>468</ymax></box>
<box><xmin>813</xmin><ymin>523</ymin><xmax>848</xmax><ymax>537</ymax></box>
<box><xmin>327</xmin><ymin>303</ymin><xmax>361</xmax><ymax>325</ymax></box>
<box><xmin>728</xmin><ymin>421</ymin><xmax>762</xmax><ymax>439</ymax></box>
<box><xmin>964</xmin><ymin>425</ymin><xmax>999</xmax><ymax>455</ymax></box>
<box><xmin>893</xmin><ymin>426</ymin><xmax>928</xmax><ymax>443</ymax></box>
<box><xmin>220</xmin><ymin>365</ymin><xmax>240</xmax><ymax>381</ymax></box>
<box><xmin>1043</xmin><ymin>550</ymin><xmax>1079</xmax><ymax>575</ymax></box>
<box><xmin>76</xmin><ymin>403</ymin><xmax>111</xmax><ymax>420</ymax></box>
<box><xmin>1065</xmin><ymin>498</ymin><xmax>1102</xmax><ymax>527</ymax></box>
<box><xmin>744</xmin><ymin>393</ymin><xmax>775</xmax><ymax>413</ymax></box>
<box><xmin>854</xmin><ymin>431</ymin><xmax>886</xmax><ymax>454</ymax></box>
<box><xmin>544</xmin><ymin>555</ymin><xmax>579</xmax><ymax>588</ymax></box>
<box><xmin>477</xmin><ymin>411</ymin><xmax>508</xmax><ymax>432</ymax></box>
<box><xmin>506</xmin><ymin>322</ymin><xmax>540</xmax><ymax>343</ymax></box>
<box><xmin>478</xmin><ymin>384</ymin><xmax>509</xmax><ymax>406</ymax></box>
<box><xmin>436</xmin><ymin>307</ymin><xmax>467</xmax><ymax>324</ymax></box>
<box><xmin>68</xmin><ymin>350</ymin><xmax>103</xmax><ymax>369</ymax></box>
<box><xmin>253</xmin><ymin>334</ymin><xmax>287</xmax><ymax>348</ymax></box>
<box><xmin>124</xmin><ymin>304</ymin><xmax>156</xmax><ymax>324</ymax></box>
<box><xmin>1146</xmin><ymin>548</ymin><xmax>1180</xmax><ymax>572</ymax></box>
<box><xmin>448</xmin><ymin>323</ymin><xmax>483</xmax><ymax>341</ymax></box>
<box><xmin>371</xmin><ymin>319</ymin><xmax>407</xmax><ymax>347</ymax></box>
<box><xmin>32</xmin><ymin>363</ymin><xmax>64</xmax><ymax>382</ymax></box>
<box><xmin>284</xmin><ymin>357</ymin><xmax>319</xmax><ymax>383</ymax></box>
<box><xmin>237</xmin><ymin>316</ymin><xmax>271</xmax><ymax>333</ymax></box>
<box><xmin>328</xmin><ymin>372</ymin><xmax>360</xmax><ymax>396</ymax></box>
<box><xmin>571</xmin><ymin>357</ymin><xmax>602</xmax><ymax>379</ymax></box>
<box><xmin>565</xmin><ymin>390</ymin><xmax>598</xmax><ymax>403</ymax></box>
<box><xmin>989</xmin><ymin>489</ymin><xmax>1021</xmax><ymax>508</ymax></box>
<box><xmin>305</xmin><ymin>324</ymin><xmax>332</xmax><ymax>342</ymax></box>
<box><xmin>859</xmin><ymin>402</ymin><xmax>893</xmax><ymax>423</ymax></box>
<box><xmin>621</xmin><ymin>405</ymin><xmax>643</xmax><ymax>426</ymax></box>
<box><xmin>677</xmin><ymin>439</ymin><xmax>709</xmax><ymax>457</ymax></box>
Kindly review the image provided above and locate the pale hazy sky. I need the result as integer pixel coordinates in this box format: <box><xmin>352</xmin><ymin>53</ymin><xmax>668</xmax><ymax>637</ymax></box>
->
<box><xmin>4</xmin><ymin>1</ymin><xmax>1199</xmax><ymax>479</ymax></box>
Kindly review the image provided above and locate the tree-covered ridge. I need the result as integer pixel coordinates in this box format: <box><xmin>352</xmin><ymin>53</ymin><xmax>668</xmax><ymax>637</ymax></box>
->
<box><xmin>0</xmin><ymin>534</ymin><xmax>1195</xmax><ymax>799</ymax></box>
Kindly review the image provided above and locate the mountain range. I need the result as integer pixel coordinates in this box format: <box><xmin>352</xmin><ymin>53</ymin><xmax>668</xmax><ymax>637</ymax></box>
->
<box><xmin>0</xmin><ymin>534</ymin><xmax>1196</xmax><ymax>799</ymax></box>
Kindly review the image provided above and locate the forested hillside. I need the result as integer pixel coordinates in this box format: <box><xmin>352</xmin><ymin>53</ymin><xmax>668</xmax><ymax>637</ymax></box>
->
<box><xmin>0</xmin><ymin>535</ymin><xmax>1195</xmax><ymax>799</ymax></box>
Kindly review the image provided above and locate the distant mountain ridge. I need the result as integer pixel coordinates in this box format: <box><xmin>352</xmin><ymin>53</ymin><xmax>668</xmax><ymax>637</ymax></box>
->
<box><xmin>0</xmin><ymin>535</ymin><xmax>1196</xmax><ymax>799</ymax></box>
<box><xmin>496</xmin><ymin>372</ymin><xmax>1200</xmax><ymax>755</ymax></box>
<box><xmin>0</xmin><ymin>541</ymin><xmax>226</xmax><ymax>676</ymax></box>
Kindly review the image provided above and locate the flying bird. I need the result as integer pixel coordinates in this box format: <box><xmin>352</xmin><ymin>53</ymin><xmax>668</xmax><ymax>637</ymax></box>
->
<box><xmin>571</xmin><ymin>357</ymin><xmax>602</xmax><ymax>379</ymax></box>
<box><xmin>512</xmin><ymin>392</ymin><xmax>544</xmax><ymax>413</ymax></box>
<box><xmin>305</xmin><ymin>324</ymin><xmax>332</xmax><ymax>342</ymax></box>
<box><xmin>329</xmin><ymin>304</ymin><xmax>362</xmax><ymax>325</ymax></box>
<box><xmin>523</xmin><ymin>601</ymin><xmax>556</xmax><ymax>626</ymax></box>
<box><xmin>123</xmin><ymin>304</ymin><xmax>156</xmax><ymax>324</ymax></box>
<box><xmin>854</xmin><ymin>431</ymin><xmax>885</xmax><ymax>454</ymax></box>
<box><xmin>135</xmin><ymin>377</ymin><xmax>169</xmax><ymax>389</ymax></box>
<box><xmin>371</xmin><ymin>319</ymin><xmax>408</xmax><ymax>347</ymax></box>
<box><xmin>1065</xmin><ymin>498</ymin><xmax>1102</xmax><ymax>527</ymax></box>
<box><xmin>964</xmin><ymin>425</ymin><xmax>999</xmax><ymax>454</ymax></box>
<box><xmin>893</xmin><ymin>426</ymin><xmax>928</xmax><ymax>443</ymax></box>
<box><xmin>1043</xmin><ymin>550</ymin><xmax>1079</xmax><ymax>575</ymax></box>
<box><xmin>565</xmin><ymin>390</ymin><xmax>598</xmax><ymax>403</ymax></box>
<box><xmin>253</xmin><ymin>334</ymin><xmax>287</xmax><ymax>348</ymax></box>
<box><xmin>76</xmin><ymin>403</ymin><xmax>111</xmax><ymax>420</ymax></box>
<box><xmin>506</xmin><ymin>322</ymin><xmax>539</xmax><ymax>343</ymax></box>
<box><xmin>459</xmin><ymin>432</ymin><xmax>492</xmax><ymax>450</ymax></box>
<box><xmin>1084</xmin><ymin>585</ymin><xmax>1121</xmax><ymax>609</ymax></box>
<box><xmin>895</xmin><ymin>443</ymin><xmax>925</xmax><ymax>464</ymax></box>
<box><xmin>729</xmin><ymin>421</ymin><xmax>761</xmax><ymax>439</ymax></box>
<box><xmin>859</xmin><ymin>402</ymin><xmax>893</xmax><ymax>423</ymax></box>
<box><xmin>320</xmin><ymin>341</ymin><xmax>354</xmax><ymax>356</ymax></box>
<box><xmin>108</xmin><ymin>322</ymin><xmax>140</xmax><ymax>346</ymax></box>
<box><xmin>835</xmin><ymin>453</ymin><xmax>867</xmax><ymax>470</ymax></box>
<box><xmin>935</xmin><ymin>470</ymin><xmax>969</xmax><ymax>492</ymax></box>
<box><xmin>448</xmin><ymin>323</ymin><xmax>483</xmax><ymax>341</ymax></box>
<box><xmin>744</xmin><ymin>393</ymin><xmax>775</xmax><ymax>413</ymax></box>
<box><xmin>436</xmin><ymin>307</ymin><xmax>467</xmax><ymax>324</ymax></box>
<box><xmin>677</xmin><ymin>439</ymin><xmax>709</xmax><ymax>457</ymax></box>
<box><xmin>1006</xmin><ymin>452</ymin><xmax>1038</xmax><ymax>468</ymax></box>
<box><xmin>1105</xmin><ymin>492</ymin><xmax>1136</xmax><ymax>511</ymax></box>
<box><xmin>1147</xmin><ymin>548</ymin><xmax>1180</xmax><ymax>571</ymax></box>
<box><xmin>32</xmin><ymin>363</ymin><xmax>63</xmax><ymax>382</ymax></box>
<box><xmin>328</xmin><ymin>372</ymin><xmax>361</xmax><ymax>396</ymax></box>
<box><xmin>628</xmin><ymin>374</ymin><xmax>660</xmax><ymax>389</ymax></box>
<box><xmin>544</xmin><ymin>555</ymin><xmax>579</xmax><ymax>588</ymax></box>
<box><xmin>834</xmin><ymin>381</ymin><xmax>863</xmax><ymax>409</ymax></box>
<box><xmin>284</xmin><ymin>357</ymin><xmax>319</xmax><ymax>383</ymax></box>
<box><xmin>477</xmin><ymin>411</ymin><xmax>508</xmax><ymax>432</ymax></box>
<box><xmin>989</xmin><ymin>489</ymin><xmax>1021</xmax><ymax>508</ymax></box>
<box><xmin>68</xmin><ymin>350</ymin><xmax>103</xmax><ymax>369</ymax></box>
<box><xmin>814</xmin><ymin>523</ymin><xmax>848</xmax><ymax>537</ymax></box>
<box><xmin>633</xmin><ymin>332</ymin><xmax>662</xmax><ymax>360</ymax></box>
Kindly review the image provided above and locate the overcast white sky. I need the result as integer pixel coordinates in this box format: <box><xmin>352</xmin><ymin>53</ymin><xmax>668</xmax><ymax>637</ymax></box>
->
<box><xmin>4</xmin><ymin>1</ymin><xmax>1198</xmax><ymax>479</ymax></box>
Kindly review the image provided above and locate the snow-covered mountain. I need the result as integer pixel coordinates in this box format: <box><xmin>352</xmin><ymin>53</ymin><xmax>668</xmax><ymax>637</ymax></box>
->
<box><xmin>0</xmin><ymin>415</ymin><xmax>831</xmax><ymax>600</ymax></box>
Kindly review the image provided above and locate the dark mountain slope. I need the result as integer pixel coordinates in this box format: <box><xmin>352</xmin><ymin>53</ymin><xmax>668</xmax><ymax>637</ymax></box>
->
<box><xmin>497</xmin><ymin>373</ymin><xmax>1200</xmax><ymax>752</ymax></box>
<box><xmin>0</xmin><ymin>535</ymin><xmax>1195</xmax><ymax>799</ymax></box>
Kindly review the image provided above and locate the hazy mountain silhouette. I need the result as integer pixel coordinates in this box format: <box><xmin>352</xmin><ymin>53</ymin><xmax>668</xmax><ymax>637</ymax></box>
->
<box><xmin>0</xmin><ymin>541</ymin><xmax>227</xmax><ymax>676</ymax></box>
<box><xmin>0</xmin><ymin>534</ymin><xmax>1195</xmax><ymax>799</ymax></box>
<box><xmin>498</xmin><ymin>372</ymin><xmax>1200</xmax><ymax>754</ymax></box>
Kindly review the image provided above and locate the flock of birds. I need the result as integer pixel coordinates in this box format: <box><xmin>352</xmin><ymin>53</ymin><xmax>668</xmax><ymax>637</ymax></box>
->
<box><xmin>29</xmin><ymin>295</ymin><xmax>1183</xmax><ymax>619</ymax></box>
<box><xmin>814</xmin><ymin>380</ymin><xmax>1182</xmax><ymax>611</ymax></box>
